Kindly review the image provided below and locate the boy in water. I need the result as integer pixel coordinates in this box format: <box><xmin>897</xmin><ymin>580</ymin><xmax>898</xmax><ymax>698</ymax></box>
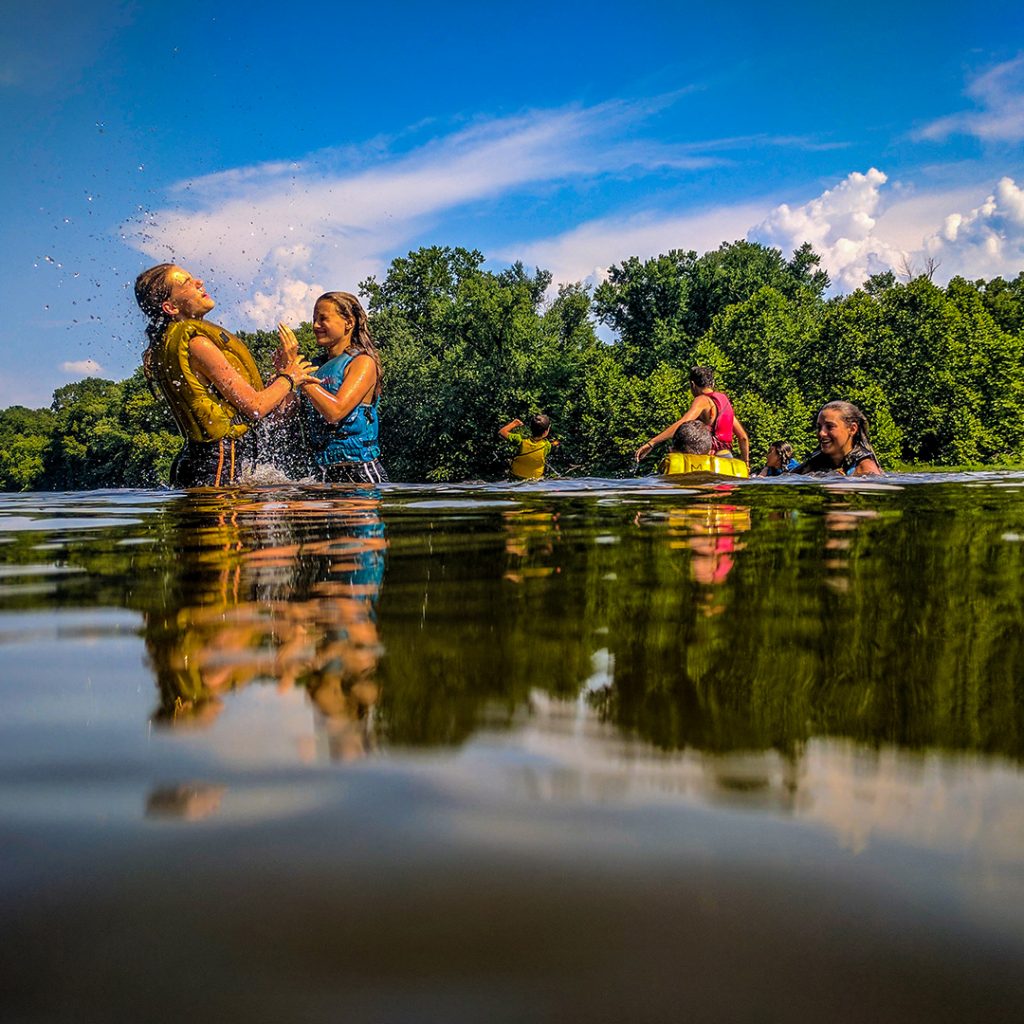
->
<box><xmin>499</xmin><ymin>414</ymin><xmax>559</xmax><ymax>480</ymax></box>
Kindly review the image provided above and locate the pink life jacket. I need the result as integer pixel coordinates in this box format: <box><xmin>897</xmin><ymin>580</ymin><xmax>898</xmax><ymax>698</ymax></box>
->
<box><xmin>707</xmin><ymin>391</ymin><xmax>735</xmax><ymax>451</ymax></box>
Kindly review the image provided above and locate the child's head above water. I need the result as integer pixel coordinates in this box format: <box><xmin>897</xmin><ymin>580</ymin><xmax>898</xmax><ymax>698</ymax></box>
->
<box><xmin>528</xmin><ymin>414</ymin><xmax>551</xmax><ymax>439</ymax></box>
<box><xmin>671</xmin><ymin>421</ymin><xmax>714</xmax><ymax>455</ymax></box>
<box><xmin>766</xmin><ymin>440</ymin><xmax>793</xmax><ymax>467</ymax></box>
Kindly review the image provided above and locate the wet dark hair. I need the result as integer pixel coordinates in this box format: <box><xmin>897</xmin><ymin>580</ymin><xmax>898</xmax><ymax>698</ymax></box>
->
<box><xmin>315</xmin><ymin>292</ymin><xmax>382</xmax><ymax>400</ymax></box>
<box><xmin>528</xmin><ymin>413</ymin><xmax>551</xmax><ymax>438</ymax></box>
<box><xmin>769</xmin><ymin>440</ymin><xmax>794</xmax><ymax>463</ymax></box>
<box><xmin>819</xmin><ymin>401</ymin><xmax>873</xmax><ymax>449</ymax></box>
<box><xmin>134</xmin><ymin>263</ymin><xmax>177</xmax><ymax>377</ymax></box>
<box><xmin>689</xmin><ymin>366</ymin><xmax>716</xmax><ymax>390</ymax></box>
<box><xmin>671</xmin><ymin>420</ymin><xmax>714</xmax><ymax>455</ymax></box>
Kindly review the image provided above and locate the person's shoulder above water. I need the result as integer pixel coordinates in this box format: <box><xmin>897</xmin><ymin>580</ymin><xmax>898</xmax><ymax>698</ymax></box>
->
<box><xmin>795</xmin><ymin>444</ymin><xmax>882</xmax><ymax>476</ymax></box>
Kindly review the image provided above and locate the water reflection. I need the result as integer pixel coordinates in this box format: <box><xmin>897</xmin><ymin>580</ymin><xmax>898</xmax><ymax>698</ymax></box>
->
<box><xmin>502</xmin><ymin>506</ymin><xmax>562</xmax><ymax>582</ymax></box>
<box><xmin>3</xmin><ymin>482</ymin><xmax>1024</xmax><ymax>1021</ymax></box>
<box><xmin>142</xmin><ymin>490</ymin><xmax>386</xmax><ymax>767</ymax></box>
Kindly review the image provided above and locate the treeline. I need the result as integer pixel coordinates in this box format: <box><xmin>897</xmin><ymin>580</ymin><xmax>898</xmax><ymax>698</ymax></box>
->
<box><xmin>3</xmin><ymin>240</ymin><xmax>1024</xmax><ymax>489</ymax></box>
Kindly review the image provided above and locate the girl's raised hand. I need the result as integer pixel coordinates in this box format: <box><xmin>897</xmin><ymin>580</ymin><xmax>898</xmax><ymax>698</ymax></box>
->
<box><xmin>276</xmin><ymin>323</ymin><xmax>299</xmax><ymax>368</ymax></box>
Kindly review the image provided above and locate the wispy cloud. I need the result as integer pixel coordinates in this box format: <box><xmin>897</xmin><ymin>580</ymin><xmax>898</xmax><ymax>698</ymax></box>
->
<box><xmin>122</xmin><ymin>97</ymin><xmax>837</xmax><ymax>326</ymax></box>
<box><xmin>914</xmin><ymin>54</ymin><xmax>1024</xmax><ymax>143</ymax></box>
<box><xmin>505</xmin><ymin>203</ymin><xmax>767</xmax><ymax>290</ymax></box>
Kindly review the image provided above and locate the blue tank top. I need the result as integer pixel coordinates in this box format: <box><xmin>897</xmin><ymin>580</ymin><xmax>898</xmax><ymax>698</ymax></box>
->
<box><xmin>303</xmin><ymin>350</ymin><xmax>381</xmax><ymax>466</ymax></box>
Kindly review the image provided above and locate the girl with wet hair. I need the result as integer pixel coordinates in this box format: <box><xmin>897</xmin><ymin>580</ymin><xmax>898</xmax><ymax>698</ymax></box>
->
<box><xmin>135</xmin><ymin>263</ymin><xmax>314</xmax><ymax>487</ymax></box>
<box><xmin>279</xmin><ymin>291</ymin><xmax>388</xmax><ymax>484</ymax></box>
<box><xmin>794</xmin><ymin>401</ymin><xmax>883</xmax><ymax>476</ymax></box>
<box><xmin>757</xmin><ymin>440</ymin><xmax>798</xmax><ymax>477</ymax></box>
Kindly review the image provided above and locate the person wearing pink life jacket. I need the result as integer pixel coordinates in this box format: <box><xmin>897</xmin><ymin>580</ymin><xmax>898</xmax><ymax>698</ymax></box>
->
<box><xmin>635</xmin><ymin>366</ymin><xmax>750</xmax><ymax>470</ymax></box>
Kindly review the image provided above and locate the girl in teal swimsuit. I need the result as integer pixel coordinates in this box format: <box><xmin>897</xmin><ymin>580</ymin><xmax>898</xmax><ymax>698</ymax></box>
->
<box><xmin>280</xmin><ymin>292</ymin><xmax>387</xmax><ymax>484</ymax></box>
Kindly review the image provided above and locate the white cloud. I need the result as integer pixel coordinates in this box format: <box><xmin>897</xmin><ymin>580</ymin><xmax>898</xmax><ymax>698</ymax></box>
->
<box><xmin>923</xmin><ymin>176</ymin><xmax>1024</xmax><ymax>279</ymax></box>
<box><xmin>517</xmin><ymin>168</ymin><xmax>1024</xmax><ymax>300</ymax></box>
<box><xmin>120</xmin><ymin>98</ymin><xmax>777</xmax><ymax>327</ymax></box>
<box><xmin>506</xmin><ymin>203</ymin><xmax>766</xmax><ymax>290</ymax></box>
<box><xmin>751</xmin><ymin>169</ymin><xmax>1024</xmax><ymax>289</ymax></box>
<box><xmin>915</xmin><ymin>54</ymin><xmax>1024</xmax><ymax>143</ymax></box>
<box><xmin>60</xmin><ymin>358</ymin><xmax>103</xmax><ymax>375</ymax></box>
<box><xmin>123</xmin><ymin>94</ymin><xmax>1024</xmax><ymax>324</ymax></box>
<box><xmin>750</xmin><ymin>168</ymin><xmax>905</xmax><ymax>290</ymax></box>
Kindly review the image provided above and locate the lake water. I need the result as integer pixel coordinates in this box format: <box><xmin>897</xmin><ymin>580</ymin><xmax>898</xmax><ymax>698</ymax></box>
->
<box><xmin>2</xmin><ymin>473</ymin><xmax>1023</xmax><ymax>1022</ymax></box>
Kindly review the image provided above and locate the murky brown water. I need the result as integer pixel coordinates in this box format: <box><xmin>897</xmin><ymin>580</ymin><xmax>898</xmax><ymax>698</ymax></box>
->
<box><xmin>2</xmin><ymin>474</ymin><xmax>1023</xmax><ymax>1021</ymax></box>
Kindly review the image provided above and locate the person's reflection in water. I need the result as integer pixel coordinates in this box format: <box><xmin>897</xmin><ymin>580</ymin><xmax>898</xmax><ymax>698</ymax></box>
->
<box><xmin>143</xmin><ymin>488</ymin><xmax>387</xmax><ymax>815</ymax></box>
<box><xmin>823</xmin><ymin>505</ymin><xmax>879</xmax><ymax>592</ymax></box>
<box><xmin>665</xmin><ymin>497</ymin><xmax>751</xmax><ymax>614</ymax></box>
<box><xmin>145</xmin><ymin>783</ymin><xmax>227</xmax><ymax>821</ymax></box>
<box><xmin>502</xmin><ymin>508</ymin><xmax>561</xmax><ymax>583</ymax></box>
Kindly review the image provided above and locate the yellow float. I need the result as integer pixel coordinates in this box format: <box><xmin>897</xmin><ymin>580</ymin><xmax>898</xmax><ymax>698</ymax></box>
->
<box><xmin>657</xmin><ymin>453</ymin><xmax>749</xmax><ymax>478</ymax></box>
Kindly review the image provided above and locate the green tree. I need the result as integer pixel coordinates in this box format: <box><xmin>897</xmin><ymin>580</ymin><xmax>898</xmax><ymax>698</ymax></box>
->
<box><xmin>0</xmin><ymin>406</ymin><xmax>55</xmax><ymax>490</ymax></box>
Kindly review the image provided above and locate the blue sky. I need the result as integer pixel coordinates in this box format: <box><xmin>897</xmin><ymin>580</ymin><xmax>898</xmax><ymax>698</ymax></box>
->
<box><xmin>1</xmin><ymin>0</ymin><xmax>1023</xmax><ymax>407</ymax></box>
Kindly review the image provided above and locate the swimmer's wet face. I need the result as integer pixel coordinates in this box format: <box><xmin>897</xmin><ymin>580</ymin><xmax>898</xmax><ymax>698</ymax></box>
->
<box><xmin>162</xmin><ymin>266</ymin><xmax>215</xmax><ymax>320</ymax></box>
<box><xmin>312</xmin><ymin>298</ymin><xmax>355</xmax><ymax>355</ymax></box>
<box><xmin>817</xmin><ymin>409</ymin><xmax>857</xmax><ymax>462</ymax></box>
<box><xmin>766</xmin><ymin>447</ymin><xmax>782</xmax><ymax>468</ymax></box>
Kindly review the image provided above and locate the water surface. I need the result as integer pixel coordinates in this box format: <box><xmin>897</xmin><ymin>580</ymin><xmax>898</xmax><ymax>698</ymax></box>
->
<box><xmin>2</xmin><ymin>474</ymin><xmax>1023</xmax><ymax>1022</ymax></box>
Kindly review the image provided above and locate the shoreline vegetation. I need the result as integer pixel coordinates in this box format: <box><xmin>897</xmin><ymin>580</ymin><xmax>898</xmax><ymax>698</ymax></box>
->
<box><xmin>3</xmin><ymin>240</ymin><xmax>1023</xmax><ymax>490</ymax></box>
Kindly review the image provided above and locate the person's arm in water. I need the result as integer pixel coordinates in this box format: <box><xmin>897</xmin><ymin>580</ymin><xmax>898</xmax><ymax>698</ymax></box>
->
<box><xmin>733</xmin><ymin>416</ymin><xmax>750</xmax><ymax>468</ymax></box>
<box><xmin>634</xmin><ymin>396</ymin><xmax>712</xmax><ymax>462</ymax></box>
<box><xmin>498</xmin><ymin>419</ymin><xmax>523</xmax><ymax>441</ymax></box>
<box><xmin>188</xmin><ymin>336</ymin><xmax>313</xmax><ymax>421</ymax></box>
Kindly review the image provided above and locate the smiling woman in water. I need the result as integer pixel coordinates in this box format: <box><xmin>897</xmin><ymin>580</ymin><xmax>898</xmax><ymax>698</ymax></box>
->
<box><xmin>134</xmin><ymin>263</ymin><xmax>314</xmax><ymax>487</ymax></box>
<box><xmin>794</xmin><ymin>401</ymin><xmax>883</xmax><ymax>476</ymax></box>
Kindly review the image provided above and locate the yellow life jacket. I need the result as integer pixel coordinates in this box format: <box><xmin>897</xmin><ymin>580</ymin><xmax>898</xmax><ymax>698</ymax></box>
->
<box><xmin>510</xmin><ymin>436</ymin><xmax>551</xmax><ymax>480</ymax></box>
<box><xmin>658</xmin><ymin>452</ymin><xmax>749</xmax><ymax>478</ymax></box>
<box><xmin>149</xmin><ymin>319</ymin><xmax>263</xmax><ymax>443</ymax></box>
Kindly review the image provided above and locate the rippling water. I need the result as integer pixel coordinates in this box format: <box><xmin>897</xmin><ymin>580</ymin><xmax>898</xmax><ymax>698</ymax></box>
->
<box><xmin>2</xmin><ymin>473</ymin><xmax>1023</xmax><ymax>1022</ymax></box>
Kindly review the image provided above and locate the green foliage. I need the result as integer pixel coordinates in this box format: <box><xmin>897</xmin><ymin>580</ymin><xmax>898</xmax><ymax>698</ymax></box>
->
<box><xmin>3</xmin><ymin>240</ymin><xmax>1024</xmax><ymax>489</ymax></box>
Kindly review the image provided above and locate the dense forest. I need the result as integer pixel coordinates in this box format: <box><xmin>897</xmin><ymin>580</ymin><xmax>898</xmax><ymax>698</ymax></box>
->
<box><xmin>3</xmin><ymin>239</ymin><xmax>1024</xmax><ymax>490</ymax></box>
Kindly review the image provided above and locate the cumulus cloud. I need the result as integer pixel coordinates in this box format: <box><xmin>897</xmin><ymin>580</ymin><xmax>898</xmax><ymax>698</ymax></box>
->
<box><xmin>501</xmin><ymin>167</ymin><xmax>1024</xmax><ymax>299</ymax></box>
<box><xmin>750</xmin><ymin>169</ymin><xmax>1024</xmax><ymax>290</ymax></box>
<box><xmin>61</xmin><ymin>358</ymin><xmax>103</xmax><ymax>375</ymax></box>
<box><xmin>923</xmin><ymin>176</ymin><xmax>1024</xmax><ymax>279</ymax></box>
<box><xmin>121</xmin><ymin>97</ymin><xmax>786</xmax><ymax>327</ymax></box>
<box><xmin>915</xmin><ymin>54</ymin><xmax>1024</xmax><ymax>143</ymax></box>
<box><xmin>750</xmin><ymin>168</ymin><xmax>905</xmax><ymax>290</ymax></box>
